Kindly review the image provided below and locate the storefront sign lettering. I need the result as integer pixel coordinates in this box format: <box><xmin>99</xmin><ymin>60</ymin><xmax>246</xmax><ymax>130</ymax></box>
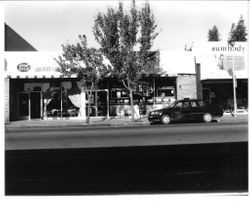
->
<box><xmin>35</xmin><ymin>66</ymin><xmax>57</xmax><ymax>72</ymax></box>
<box><xmin>212</xmin><ymin>44</ymin><xmax>245</xmax><ymax>53</ymax></box>
<box><xmin>17</xmin><ymin>63</ymin><xmax>31</xmax><ymax>72</ymax></box>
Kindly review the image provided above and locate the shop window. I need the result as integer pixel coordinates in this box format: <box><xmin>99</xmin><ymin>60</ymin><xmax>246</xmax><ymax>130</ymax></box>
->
<box><xmin>44</xmin><ymin>83</ymin><xmax>80</xmax><ymax>118</ymax></box>
<box><xmin>111</xmin><ymin>88</ymin><xmax>129</xmax><ymax>99</ymax></box>
<box><xmin>110</xmin><ymin>88</ymin><xmax>130</xmax><ymax>105</ymax></box>
<box><xmin>33</xmin><ymin>86</ymin><xmax>41</xmax><ymax>91</ymax></box>
<box><xmin>157</xmin><ymin>87</ymin><xmax>175</xmax><ymax>97</ymax></box>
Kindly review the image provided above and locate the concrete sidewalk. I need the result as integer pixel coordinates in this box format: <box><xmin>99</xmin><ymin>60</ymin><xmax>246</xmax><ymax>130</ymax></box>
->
<box><xmin>5</xmin><ymin>116</ymin><xmax>150</xmax><ymax>129</ymax></box>
<box><xmin>5</xmin><ymin>113</ymin><xmax>248</xmax><ymax>129</ymax></box>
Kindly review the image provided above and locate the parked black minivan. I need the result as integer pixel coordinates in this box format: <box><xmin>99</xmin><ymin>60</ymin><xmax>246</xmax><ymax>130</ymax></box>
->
<box><xmin>148</xmin><ymin>98</ymin><xmax>224</xmax><ymax>124</ymax></box>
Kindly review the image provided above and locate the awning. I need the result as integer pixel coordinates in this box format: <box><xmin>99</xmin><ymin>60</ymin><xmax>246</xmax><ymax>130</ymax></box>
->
<box><xmin>4</xmin><ymin>51</ymin><xmax>66</xmax><ymax>79</ymax></box>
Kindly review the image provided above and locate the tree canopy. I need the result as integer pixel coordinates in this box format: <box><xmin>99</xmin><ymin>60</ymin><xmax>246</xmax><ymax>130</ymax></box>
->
<box><xmin>208</xmin><ymin>25</ymin><xmax>220</xmax><ymax>41</ymax></box>
<box><xmin>93</xmin><ymin>0</ymin><xmax>160</xmax><ymax>121</ymax></box>
<box><xmin>55</xmin><ymin>35</ymin><xmax>111</xmax><ymax>123</ymax></box>
<box><xmin>55</xmin><ymin>35</ymin><xmax>111</xmax><ymax>89</ymax></box>
<box><xmin>228</xmin><ymin>15</ymin><xmax>248</xmax><ymax>42</ymax></box>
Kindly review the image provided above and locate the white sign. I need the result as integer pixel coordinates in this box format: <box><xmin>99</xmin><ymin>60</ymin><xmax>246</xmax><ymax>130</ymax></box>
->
<box><xmin>4</xmin><ymin>51</ymin><xmax>63</xmax><ymax>78</ymax></box>
<box><xmin>218</xmin><ymin>55</ymin><xmax>245</xmax><ymax>70</ymax></box>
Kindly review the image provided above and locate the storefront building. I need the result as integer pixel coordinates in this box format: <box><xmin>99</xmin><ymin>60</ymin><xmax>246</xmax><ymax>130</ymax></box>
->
<box><xmin>194</xmin><ymin>42</ymin><xmax>248</xmax><ymax>112</ymax></box>
<box><xmin>4</xmin><ymin>50</ymin><xmax>198</xmax><ymax>122</ymax></box>
<box><xmin>4</xmin><ymin>24</ymin><xmax>198</xmax><ymax>123</ymax></box>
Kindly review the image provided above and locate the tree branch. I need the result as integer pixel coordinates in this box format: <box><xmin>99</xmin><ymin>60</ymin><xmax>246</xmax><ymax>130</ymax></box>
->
<box><xmin>122</xmin><ymin>79</ymin><xmax>129</xmax><ymax>90</ymax></box>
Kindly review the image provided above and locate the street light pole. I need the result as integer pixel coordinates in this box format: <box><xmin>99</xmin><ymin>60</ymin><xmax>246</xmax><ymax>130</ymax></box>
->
<box><xmin>232</xmin><ymin>55</ymin><xmax>237</xmax><ymax>118</ymax></box>
<box><xmin>227</xmin><ymin>40</ymin><xmax>237</xmax><ymax>118</ymax></box>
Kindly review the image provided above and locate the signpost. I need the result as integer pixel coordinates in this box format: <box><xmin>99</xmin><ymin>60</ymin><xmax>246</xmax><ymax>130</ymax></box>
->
<box><xmin>225</xmin><ymin>55</ymin><xmax>238</xmax><ymax>118</ymax></box>
<box><xmin>231</xmin><ymin>55</ymin><xmax>237</xmax><ymax>118</ymax></box>
<box><xmin>226</xmin><ymin>41</ymin><xmax>242</xmax><ymax>118</ymax></box>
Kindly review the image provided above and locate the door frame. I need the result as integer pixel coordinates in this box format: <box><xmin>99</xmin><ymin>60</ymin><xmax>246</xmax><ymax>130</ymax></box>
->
<box><xmin>30</xmin><ymin>91</ymin><xmax>43</xmax><ymax>119</ymax></box>
<box><xmin>18</xmin><ymin>91</ymin><xmax>43</xmax><ymax>120</ymax></box>
<box><xmin>202</xmin><ymin>88</ymin><xmax>211</xmax><ymax>104</ymax></box>
<box><xmin>18</xmin><ymin>92</ymin><xmax>30</xmax><ymax>120</ymax></box>
<box><xmin>85</xmin><ymin>89</ymin><xmax>109</xmax><ymax>117</ymax></box>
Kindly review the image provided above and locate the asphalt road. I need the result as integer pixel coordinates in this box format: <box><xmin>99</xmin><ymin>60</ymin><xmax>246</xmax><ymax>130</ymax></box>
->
<box><xmin>5</xmin><ymin>121</ymin><xmax>248</xmax><ymax>195</ymax></box>
<box><xmin>5</xmin><ymin>142</ymin><xmax>248</xmax><ymax>195</ymax></box>
<box><xmin>5</xmin><ymin>121</ymin><xmax>248</xmax><ymax>150</ymax></box>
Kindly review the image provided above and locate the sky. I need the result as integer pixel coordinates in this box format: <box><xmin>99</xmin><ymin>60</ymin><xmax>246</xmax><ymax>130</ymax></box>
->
<box><xmin>4</xmin><ymin>0</ymin><xmax>249</xmax><ymax>52</ymax></box>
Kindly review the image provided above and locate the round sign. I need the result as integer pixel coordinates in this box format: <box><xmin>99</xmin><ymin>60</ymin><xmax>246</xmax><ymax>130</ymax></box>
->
<box><xmin>17</xmin><ymin>63</ymin><xmax>31</xmax><ymax>72</ymax></box>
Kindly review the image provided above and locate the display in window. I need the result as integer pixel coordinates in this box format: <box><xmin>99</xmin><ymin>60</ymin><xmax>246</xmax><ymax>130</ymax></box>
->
<box><xmin>111</xmin><ymin>88</ymin><xmax>129</xmax><ymax>99</ymax></box>
<box><xmin>44</xmin><ymin>83</ymin><xmax>80</xmax><ymax>118</ymax></box>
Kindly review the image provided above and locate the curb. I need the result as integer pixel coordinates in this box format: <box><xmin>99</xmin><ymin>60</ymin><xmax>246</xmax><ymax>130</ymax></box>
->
<box><xmin>5</xmin><ymin>121</ymin><xmax>150</xmax><ymax>129</ymax></box>
<box><xmin>5</xmin><ymin>114</ymin><xmax>247</xmax><ymax>129</ymax></box>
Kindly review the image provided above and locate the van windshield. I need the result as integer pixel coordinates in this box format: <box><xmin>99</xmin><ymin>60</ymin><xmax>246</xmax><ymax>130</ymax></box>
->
<box><xmin>169</xmin><ymin>101</ymin><xmax>179</xmax><ymax>108</ymax></box>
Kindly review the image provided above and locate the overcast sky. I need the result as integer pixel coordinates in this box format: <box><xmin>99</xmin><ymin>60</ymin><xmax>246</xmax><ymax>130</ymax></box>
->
<box><xmin>4</xmin><ymin>0</ymin><xmax>249</xmax><ymax>51</ymax></box>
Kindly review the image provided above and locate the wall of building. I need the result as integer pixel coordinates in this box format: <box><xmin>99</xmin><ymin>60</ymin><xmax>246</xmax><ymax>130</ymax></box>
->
<box><xmin>5</xmin><ymin>78</ymin><xmax>10</xmax><ymax>123</ymax></box>
<box><xmin>176</xmin><ymin>74</ymin><xmax>197</xmax><ymax>100</ymax></box>
<box><xmin>195</xmin><ymin>64</ymin><xmax>203</xmax><ymax>99</ymax></box>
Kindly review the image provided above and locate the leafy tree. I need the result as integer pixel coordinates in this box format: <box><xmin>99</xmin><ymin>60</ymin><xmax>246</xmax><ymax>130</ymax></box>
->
<box><xmin>93</xmin><ymin>0</ymin><xmax>160</xmax><ymax>122</ymax></box>
<box><xmin>228</xmin><ymin>15</ymin><xmax>248</xmax><ymax>42</ymax></box>
<box><xmin>208</xmin><ymin>25</ymin><xmax>220</xmax><ymax>41</ymax></box>
<box><xmin>55</xmin><ymin>35</ymin><xmax>111</xmax><ymax>123</ymax></box>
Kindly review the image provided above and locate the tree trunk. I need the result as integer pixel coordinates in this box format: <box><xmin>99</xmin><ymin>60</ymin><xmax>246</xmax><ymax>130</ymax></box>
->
<box><xmin>86</xmin><ymin>82</ymin><xmax>94</xmax><ymax>124</ymax></box>
<box><xmin>122</xmin><ymin>78</ymin><xmax>135</xmax><ymax>123</ymax></box>
<box><xmin>129</xmin><ymin>89</ymin><xmax>135</xmax><ymax>122</ymax></box>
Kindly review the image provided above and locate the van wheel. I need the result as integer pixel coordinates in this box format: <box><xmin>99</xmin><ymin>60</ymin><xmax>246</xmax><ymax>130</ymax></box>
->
<box><xmin>161</xmin><ymin>115</ymin><xmax>171</xmax><ymax>124</ymax></box>
<box><xmin>203</xmin><ymin>113</ymin><xmax>212</xmax><ymax>123</ymax></box>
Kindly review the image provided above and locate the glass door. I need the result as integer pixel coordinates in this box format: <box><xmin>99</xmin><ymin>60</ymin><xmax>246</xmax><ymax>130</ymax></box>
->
<box><xmin>86</xmin><ymin>90</ymin><xmax>108</xmax><ymax>117</ymax></box>
<box><xmin>30</xmin><ymin>92</ymin><xmax>42</xmax><ymax>119</ymax></box>
<box><xmin>97</xmin><ymin>91</ymin><xmax>108</xmax><ymax>116</ymax></box>
<box><xmin>86</xmin><ymin>92</ymin><xmax>96</xmax><ymax>116</ymax></box>
<box><xmin>19</xmin><ymin>92</ymin><xmax>30</xmax><ymax>120</ymax></box>
<box><xmin>202</xmin><ymin>88</ymin><xmax>211</xmax><ymax>104</ymax></box>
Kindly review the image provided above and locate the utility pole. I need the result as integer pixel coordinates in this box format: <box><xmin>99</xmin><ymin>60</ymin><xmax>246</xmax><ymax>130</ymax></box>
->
<box><xmin>232</xmin><ymin>55</ymin><xmax>237</xmax><ymax>118</ymax></box>
<box><xmin>228</xmin><ymin>40</ymin><xmax>237</xmax><ymax>118</ymax></box>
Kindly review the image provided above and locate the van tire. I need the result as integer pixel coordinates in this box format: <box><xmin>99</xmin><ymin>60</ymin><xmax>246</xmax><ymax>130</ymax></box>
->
<box><xmin>161</xmin><ymin>115</ymin><xmax>171</xmax><ymax>124</ymax></box>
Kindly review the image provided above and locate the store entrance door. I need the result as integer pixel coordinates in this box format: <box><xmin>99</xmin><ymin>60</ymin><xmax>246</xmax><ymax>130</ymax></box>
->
<box><xmin>19</xmin><ymin>92</ymin><xmax>30</xmax><ymax>120</ymax></box>
<box><xmin>86</xmin><ymin>90</ymin><xmax>108</xmax><ymax>117</ymax></box>
<box><xmin>30</xmin><ymin>92</ymin><xmax>42</xmax><ymax>119</ymax></box>
<box><xmin>97</xmin><ymin>91</ymin><xmax>108</xmax><ymax>116</ymax></box>
<box><xmin>202</xmin><ymin>88</ymin><xmax>211</xmax><ymax>104</ymax></box>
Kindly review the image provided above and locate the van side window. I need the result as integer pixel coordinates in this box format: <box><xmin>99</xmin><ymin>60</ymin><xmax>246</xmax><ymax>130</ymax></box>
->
<box><xmin>198</xmin><ymin>100</ymin><xmax>206</xmax><ymax>107</ymax></box>
<box><xmin>190</xmin><ymin>101</ymin><xmax>198</xmax><ymax>107</ymax></box>
<box><xmin>182</xmin><ymin>101</ymin><xmax>189</xmax><ymax>108</ymax></box>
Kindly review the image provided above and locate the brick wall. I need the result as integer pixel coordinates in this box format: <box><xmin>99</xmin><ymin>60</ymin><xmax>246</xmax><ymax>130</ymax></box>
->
<box><xmin>5</xmin><ymin>78</ymin><xmax>9</xmax><ymax>123</ymax></box>
<box><xmin>176</xmin><ymin>74</ymin><xmax>197</xmax><ymax>100</ymax></box>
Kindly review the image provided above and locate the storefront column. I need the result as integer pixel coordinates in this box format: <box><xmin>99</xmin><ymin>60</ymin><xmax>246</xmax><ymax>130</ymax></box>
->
<box><xmin>80</xmin><ymin>87</ymin><xmax>86</xmax><ymax>120</ymax></box>
<box><xmin>153</xmin><ymin>76</ymin><xmax>156</xmax><ymax>109</ymax></box>
<box><xmin>4</xmin><ymin>78</ymin><xmax>10</xmax><ymax>123</ymax></box>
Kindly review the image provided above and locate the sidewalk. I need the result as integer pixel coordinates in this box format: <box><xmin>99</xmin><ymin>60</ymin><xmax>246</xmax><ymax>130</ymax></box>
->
<box><xmin>5</xmin><ymin>116</ymin><xmax>150</xmax><ymax>129</ymax></box>
<box><xmin>5</xmin><ymin>113</ymin><xmax>248</xmax><ymax>129</ymax></box>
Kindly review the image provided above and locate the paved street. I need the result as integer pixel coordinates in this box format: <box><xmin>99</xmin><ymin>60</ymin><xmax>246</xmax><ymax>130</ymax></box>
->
<box><xmin>5</xmin><ymin>116</ymin><xmax>248</xmax><ymax>195</ymax></box>
<box><xmin>6</xmin><ymin>142</ymin><xmax>248</xmax><ymax>195</ymax></box>
<box><xmin>5</xmin><ymin>119</ymin><xmax>248</xmax><ymax>150</ymax></box>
